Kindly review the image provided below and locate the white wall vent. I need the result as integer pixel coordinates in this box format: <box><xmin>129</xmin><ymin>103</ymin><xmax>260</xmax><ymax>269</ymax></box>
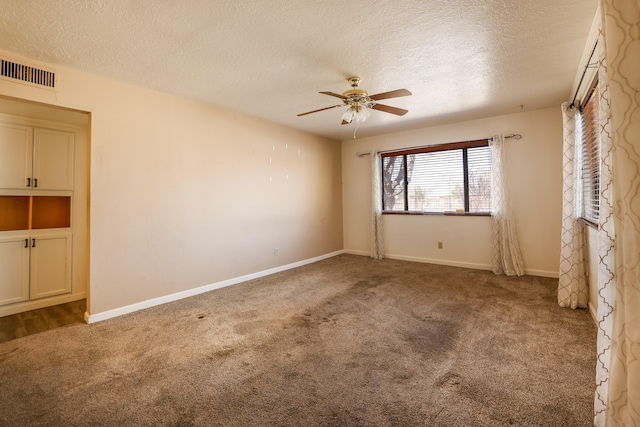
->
<box><xmin>1</xmin><ymin>58</ymin><xmax>56</xmax><ymax>88</ymax></box>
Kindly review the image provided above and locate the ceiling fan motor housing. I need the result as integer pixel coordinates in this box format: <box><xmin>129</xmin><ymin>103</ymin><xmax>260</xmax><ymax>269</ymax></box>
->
<box><xmin>343</xmin><ymin>78</ymin><xmax>372</xmax><ymax>107</ymax></box>
<box><xmin>343</xmin><ymin>76</ymin><xmax>371</xmax><ymax>105</ymax></box>
<box><xmin>343</xmin><ymin>89</ymin><xmax>372</xmax><ymax>106</ymax></box>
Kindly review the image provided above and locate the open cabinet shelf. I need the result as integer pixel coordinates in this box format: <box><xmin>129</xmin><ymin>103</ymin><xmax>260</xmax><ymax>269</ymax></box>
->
<box><xmin>0</xmin><ymin>195</ymin><xmax>71</xmax><ymax>231</ymax></box>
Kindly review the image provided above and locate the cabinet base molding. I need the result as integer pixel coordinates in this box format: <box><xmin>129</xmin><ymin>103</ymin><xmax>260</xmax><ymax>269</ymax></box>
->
<box><xmin>0</xmin><ymin>292</ymin><xmax>85</xmax><ymax>318</ymax></box>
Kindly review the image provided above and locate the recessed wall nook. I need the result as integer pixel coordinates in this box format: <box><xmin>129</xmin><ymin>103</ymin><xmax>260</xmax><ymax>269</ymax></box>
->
<box><xmin>0</xmin><ymin>105</ymin><xmax>89</xmax><ymax>318</ymax></box>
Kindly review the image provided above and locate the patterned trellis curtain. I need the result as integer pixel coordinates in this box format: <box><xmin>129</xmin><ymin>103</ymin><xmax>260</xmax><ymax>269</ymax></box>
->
<box><xmin>594</xmin><ymin>0</ymin><xmax>640</xmax><ymax>425</ymax></box>
<box><xmin>557</xmin><ymin>103</ymin><xmax>588</xmax><ymax>309</ymax></box>
<box><xmin>371</xmin><ymin>152</ymin><xmax>384</xmax><ymax>260</ymax></box>
<box><xmin>490</xmin><ymin>135</ymin><xmax>525</xmax><ymax>276</ymax></box>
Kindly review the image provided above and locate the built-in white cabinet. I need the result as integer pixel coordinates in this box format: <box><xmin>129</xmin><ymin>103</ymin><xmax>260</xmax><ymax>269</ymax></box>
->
<box><xmin>29</xmin><ymin>232</ymin><xmax>72</xmax><ymax>299</ymax></box>
<box><xmin>0</xmin><ymin>235</ymin><xmax>30</xmax><ymax>305</ymax></box>
<box><xmin>0</xmin><ymin>232</ymin><xmax>71</xmax><ymax>306</ymax></box>
<box><xmin>0</xmin><ymin>115</ymin><xmax>80</xmax><ymax>314</ymax></box>
<box><xmin>0</xmin><ymin>123</ymin><xmax>32</xmax><ymax>190</ymax></box>
<box><xmin>0</xmin><ymin>123</ymin><xmax>74</xmax><ymax>191</ymax></box>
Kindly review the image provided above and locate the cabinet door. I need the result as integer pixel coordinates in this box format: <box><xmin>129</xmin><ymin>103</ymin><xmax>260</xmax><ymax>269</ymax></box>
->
<box><xmin>0</xmin><ymin>235</ymin><xmax>30</xmax><ymax>306</ymax></box>
<box><xmin>32</xmin><ymin>128</ymin><xmax>74</xmax><ymax>190</ymax></box>
<box><xmin>29</xmin><ymin>233</ymin><xmax>72</xmax><ymax>300</ymax></box>
<box><xmin>0</xmin><ymin>123</ymin><xmax>33</xmax><ymax>189</ymax></box>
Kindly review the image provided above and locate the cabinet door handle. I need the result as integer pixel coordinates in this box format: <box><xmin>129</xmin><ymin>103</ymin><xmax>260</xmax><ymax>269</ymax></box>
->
<box><xmin>34</xmin><ymin>178</ymin><xmax>38</xmax><ymax>188</ymax></box>
<box><xmin>31</xmin><ymin>238</ymin><xmax>36</xmax><ymax>248</ymax></box>
<box><xmin>27</xmin><ymin>177</ymin><xmax>31</xmax><ymax>187</ymax></box>
<box><xmin>25</xmin><ymin>238</ymin><xmax>29</xmax><ymax>248</ymax></box>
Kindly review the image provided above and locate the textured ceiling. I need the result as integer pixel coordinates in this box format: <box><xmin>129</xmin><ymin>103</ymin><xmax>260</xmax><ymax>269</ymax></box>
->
<box><xmin>0</xmin><ymin>0</ymin><xmax>598</xmax><ymax>140</ymax></box>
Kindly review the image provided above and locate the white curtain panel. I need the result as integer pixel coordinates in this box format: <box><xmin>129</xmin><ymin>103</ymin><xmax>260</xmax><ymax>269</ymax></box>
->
<box><xmin>371</xmin><ymin>152</ymin><xmax>384</xmax><ymax>260</ymax></box>
<box><xmin>490</xmin><ymin>135</ymin><xmax>525</xmax><ymax>276</ymax></box>
<box><xmin>594</xmin><ymin>21</ymin><xmax>616</xmax><ymax>425</ymax></box>
<box><xmin>557</xmin><ymin>103</ymin><xmax>588</xmax><ymax>309</ymax></box>
<box><xmin>595</xmin><ymin>0</ymin><xmax>640</xmax><ymax>425</ymax></box>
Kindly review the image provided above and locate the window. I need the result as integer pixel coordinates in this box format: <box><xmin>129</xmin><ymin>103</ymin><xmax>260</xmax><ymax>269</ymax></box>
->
<box><xmin>381</xmin><ymin>140</ymin><xmax>491</xmax><ymax>214</ymax></box>
<box><xmin>577</xmin><ymin>82</ymin><xmax>600</xmax><ymax>226</ymax></box>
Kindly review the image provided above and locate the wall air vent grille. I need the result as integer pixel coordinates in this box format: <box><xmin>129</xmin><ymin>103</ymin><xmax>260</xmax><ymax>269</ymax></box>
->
<box><xmin>1</xmin><ymin>58</ymin><xmax>55</xmax><ymax>88</ymax></box>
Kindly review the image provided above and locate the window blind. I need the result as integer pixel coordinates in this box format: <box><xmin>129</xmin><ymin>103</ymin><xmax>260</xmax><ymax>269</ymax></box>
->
<box><xmin>579</xmin><ymin>83</ymin><xmax>600</xmax><ymax>225</ymax></box>
<box><xmin>381</xmin><ymin>140</ymin><xmax>491</xmax><ymax>213</ymax></box>
<box><xmin>467</xmin><ymin>146</ymin><xmax>492</xmax><ymax>212</ymax></box>
<box><xmin>408</xmin><ymin>150</ymin><xmax>464</xmax><ymax>212</ymax></box>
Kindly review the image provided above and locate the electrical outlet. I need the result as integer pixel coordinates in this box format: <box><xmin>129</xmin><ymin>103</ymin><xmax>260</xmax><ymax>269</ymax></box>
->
<box><xmin>437</xmin><ymin>242</ymin><xmax>443</xmax><ymax>249</ymax></box>
<box><xmin>274</xmin><ymin>247</ymin><xmax>279</xmax><ymax>255</ymax></box>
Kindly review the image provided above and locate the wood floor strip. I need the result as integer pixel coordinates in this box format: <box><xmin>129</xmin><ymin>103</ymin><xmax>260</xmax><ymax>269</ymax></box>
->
<box><xmin>0</xmin><ymin>299</ymin><xmax>86</xmax><ymax>343</ymax></box>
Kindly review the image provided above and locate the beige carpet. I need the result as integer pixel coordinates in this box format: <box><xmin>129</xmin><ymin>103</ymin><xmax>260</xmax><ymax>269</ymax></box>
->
<box><xmin>0</xmin><ymin>254</ymin><xmax>596</xmax><ymax>426</ymax></box>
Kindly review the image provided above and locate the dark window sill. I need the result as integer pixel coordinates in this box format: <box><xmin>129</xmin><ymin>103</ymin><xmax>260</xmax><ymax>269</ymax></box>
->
<box><xmin>382</xmin><ymin>211</ymin><xmax>491</xmax><ymax>217</ymax></box>
<box><xmin>581</xmin><ymin>217</ymin><xmax>599</xmax><ymax>229</ymax></box>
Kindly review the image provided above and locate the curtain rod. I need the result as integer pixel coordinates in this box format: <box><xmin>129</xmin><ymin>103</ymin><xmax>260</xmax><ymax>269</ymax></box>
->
<box><xmin>570</xmin><ymin>40</ymin><xmax>598</xmax><ymax>108</ymax></box>
<box><xmin>355</xmin><ymin>133</ymin><xmax>522</xmax><ymax>157</ymax></box>
<box><xmin>494</xmin><ymin>133</ymin><xmax>522</xmax><ymax>140</ymax></box>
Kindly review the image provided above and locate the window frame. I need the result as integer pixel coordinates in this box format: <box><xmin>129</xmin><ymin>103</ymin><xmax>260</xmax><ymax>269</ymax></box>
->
<box><xmin>380</xmin><ymin>139</ymin><xmax>491</xmax><ymax>216</ymax></box>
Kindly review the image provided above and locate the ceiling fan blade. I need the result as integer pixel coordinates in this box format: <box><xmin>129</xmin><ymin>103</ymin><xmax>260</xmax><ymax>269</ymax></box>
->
<box><xmin>372</xmin><ymin>103</ymin><xmax>409</xmax><ymax>116</ymax></box>
<box><xmin>297</xmin><ymin>104</ymin><xmax>344</xmax><ymax>117</ymax></box>
<box><xmin>319</xmin><ymin>91</ymin><xmax>348</xmax><ymax>100</ymax></box>
<box><xmin>369</xmin><ymin>89</ymin><xmax>412</xmax><ymax>101</ymax></box>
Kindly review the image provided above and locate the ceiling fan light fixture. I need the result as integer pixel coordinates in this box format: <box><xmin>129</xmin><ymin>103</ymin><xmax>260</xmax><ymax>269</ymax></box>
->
<box><xmin>342</xmin><ymin>105</ymin><xmax>371</xmax><ymax>124</ymax></box>
<box><xmin>356</xmin><ymin>106</ymin><xmax>371</xmax><ymax>123</ymax></box>
<box><xmin>341</xmin><ymin>107</ymin><xmax>356</xmax><ymax>124</ymax></box>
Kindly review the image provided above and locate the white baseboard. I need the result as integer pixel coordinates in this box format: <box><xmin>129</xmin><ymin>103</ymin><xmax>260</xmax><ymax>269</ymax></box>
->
<box><xmin>86</xmin><ymin>250</ymin><xmax>345</xmax><ymax>324</ymax></box>
<box><xmin>385</xmin><ymin>253</ymin><xmax>493</xmax><ymax>271</ymax></box>
<box><xmin>343</xmin><ymin>249</ymin><xmax>370</xmax><ymax>257</ymax></box>
<box><xmin>524</xmin><ymin>269</ymin><xmax>559</xmax><ymax>278</ymax></box>
<box><xmin>588</xmin><ymin>301</ymin><xmax>598</xmax><ymax>325</ymax></box>
<box><xmin>343</xmin><ymin>249</ymin><xmax>492</xmax><ymax>271</ymax></box>
<box><xmin>343</xmin><ymin>249</ymin><xmax>559</xmax><ymax>278</ymax></box>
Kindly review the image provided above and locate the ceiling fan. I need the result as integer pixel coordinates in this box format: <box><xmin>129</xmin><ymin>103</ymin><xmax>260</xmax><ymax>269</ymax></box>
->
<box><xmin>297</xmin><ymin>77</ymin><xmax>412</xmax><ymax>125</ymax></box>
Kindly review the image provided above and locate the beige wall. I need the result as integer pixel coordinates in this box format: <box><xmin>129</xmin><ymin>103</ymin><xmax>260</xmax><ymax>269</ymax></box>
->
<box><xmin>342</xmin><ymin>107</ymin><xmax>563</xmax><ymax>277</ymax></box>
<box><xmin>0</xmin><ymin>50</ymin><xmax>343</xmax><ymax>316</ymax></box>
